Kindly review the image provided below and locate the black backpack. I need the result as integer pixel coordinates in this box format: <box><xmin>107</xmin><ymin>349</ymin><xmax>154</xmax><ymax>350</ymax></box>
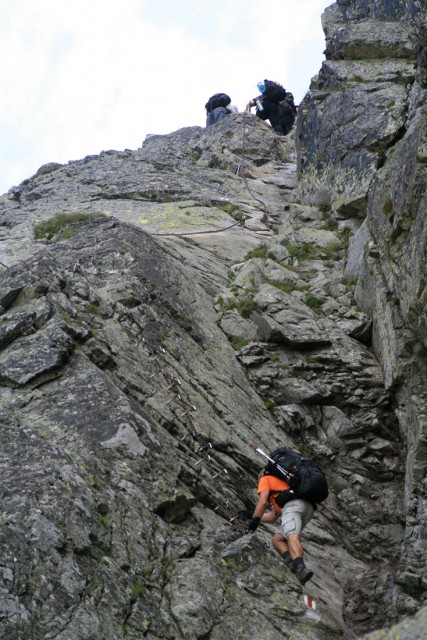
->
<box><xmin>278</xmin><ymin>93</ymin><xmax>297</xmax><ymax>117</ymax></box>
<box><xmin>265</xmin><ymin>447</ymin><xmax>328</xmax><ymax>507</ymax></box>
<box><xmin>263</xmin><ymin>80</ymin><xmax>287</xmax><ymax>102</ymax></box>
<box><xmin>205</xmin><ymin>93</ymin><xmax>231</xmax><ymax>114</ymax></box>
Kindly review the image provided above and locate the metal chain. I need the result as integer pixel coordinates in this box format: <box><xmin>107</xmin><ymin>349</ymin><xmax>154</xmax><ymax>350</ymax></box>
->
<box><xmin>150</xmin><ymin>218</ymin><xmax>271</xmax><ymax>238</ymax></box>
<box><xmin>151</xmin><ymin>220</ymin><xmax>241</xmax><ymax>237</ymax></box>
<box><xmin>149</xmin><ymin>113</ymin><xmax>275</xmax><ymax>238</ymax></box>
<box><xmin>237</xmin><ymin>111</ymin><xmax>270</xmax><ymax>220</ymax></box>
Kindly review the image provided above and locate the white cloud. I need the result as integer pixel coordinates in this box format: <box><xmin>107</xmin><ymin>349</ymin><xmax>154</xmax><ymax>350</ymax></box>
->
<box><xmin>0</xmin><ymin>0</ymin><xmax>332</xmax><ymax>195</ymax></box>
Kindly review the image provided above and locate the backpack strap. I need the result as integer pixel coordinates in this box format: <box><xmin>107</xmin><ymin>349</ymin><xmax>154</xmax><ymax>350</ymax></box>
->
<box><xmin>269</xmin><ymin>489</ymin><xmax>296</xmax><ymax>509</ymax></box>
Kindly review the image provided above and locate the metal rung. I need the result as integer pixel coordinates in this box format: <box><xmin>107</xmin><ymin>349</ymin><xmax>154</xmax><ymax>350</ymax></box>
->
<box><xmin>212</xmin><ymin>468</ymin><xmax>227</xmax><ymax>479</ymax></box>
<box><xmin>196</xmin><ymin>443</ymin><xmax>212</xmax><ymax>453</ymax></box>
<box><xmin>195</xmin><ymin>453</ymin><xmax>212</xmax><ymax>466</ymax></box>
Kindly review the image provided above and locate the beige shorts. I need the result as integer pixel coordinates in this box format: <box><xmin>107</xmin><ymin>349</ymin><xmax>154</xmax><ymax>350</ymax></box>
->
<box><xmin>281</xmin><ymin>499</ymin><xmax>314</xmax><ymax>536</ymax></box>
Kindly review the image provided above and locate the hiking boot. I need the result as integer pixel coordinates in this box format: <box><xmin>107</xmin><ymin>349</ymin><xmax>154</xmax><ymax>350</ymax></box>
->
<box><xmin>293</xmin><ymin>565</ymin><xmax>313</xmax><ymax>585</ymax></box>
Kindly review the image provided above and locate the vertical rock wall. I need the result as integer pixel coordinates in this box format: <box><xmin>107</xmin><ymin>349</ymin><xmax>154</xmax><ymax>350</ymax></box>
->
<box><xmin>297</xmin><ymin>0</ymin><xmax>427</xmax><ymax>625</ymax></box>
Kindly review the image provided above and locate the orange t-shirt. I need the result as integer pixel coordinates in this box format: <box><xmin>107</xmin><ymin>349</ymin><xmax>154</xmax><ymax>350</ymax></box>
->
<box><xmin>258</xmin><ymin>474</ymin><xmax>291</xmax><ymax>513</ymax></box>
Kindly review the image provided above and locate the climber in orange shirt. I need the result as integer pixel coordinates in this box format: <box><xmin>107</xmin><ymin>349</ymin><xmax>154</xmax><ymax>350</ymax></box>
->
<box><xmin>246</xmin><ymin>470</ymin><xmax>314</xmax><ymax>585</ymax></box>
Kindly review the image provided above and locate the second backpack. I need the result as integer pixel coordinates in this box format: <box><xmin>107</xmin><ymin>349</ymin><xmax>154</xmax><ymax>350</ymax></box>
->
<box><xmin>265</xmin><ymin>447</ymin><xmax>329</xmax><ymax>506</ymax></box>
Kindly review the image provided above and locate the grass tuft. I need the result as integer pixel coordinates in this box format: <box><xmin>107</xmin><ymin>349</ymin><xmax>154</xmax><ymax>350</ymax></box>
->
<box><xmin>244</xmin><ymin>245</ymin><xmax>270</xmax><ymax>260</ymax></box>
<box><xmin>235</xmin><ymin>299</ymin><xmax>259</xmax><ymax>318</ymax></box>
<box><xmin>305</xmin><ymin>294</ymin><xmax>326</xmax><ymax>309</ymax></box>
<box><xmin>229</xmin><ymin>335</ymin><xmax>250</xmax><ymax>349</ymax></box>
<box><xmin>34</xmin><ymin>212</ymin><xmax>106</xmax><ymax>241</ymax></box>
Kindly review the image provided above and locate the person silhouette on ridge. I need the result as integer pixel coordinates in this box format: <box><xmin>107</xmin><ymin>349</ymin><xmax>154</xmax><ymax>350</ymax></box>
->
<box><xmin>246</xmin><ymin>79</ymin><xmax>295</xmax><ymax>135</ymax></box>
<box><xmin>205</xmin><ymin>93</ymin><xmax>238</xmax><ymax>127</ymax></box>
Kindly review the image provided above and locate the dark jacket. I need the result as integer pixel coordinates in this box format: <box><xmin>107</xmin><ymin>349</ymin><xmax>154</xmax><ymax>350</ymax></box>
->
<box><xmin>205</xmin><ymin>93</ymin><xmax>231</xmax><ymax>114</ymax></box>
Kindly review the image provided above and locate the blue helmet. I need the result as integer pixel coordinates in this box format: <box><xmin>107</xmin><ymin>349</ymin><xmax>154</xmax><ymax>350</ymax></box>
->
<box><xmin>257</xmin><ymin>81</ymin><xmax>266</xmax><ymax>94</ymax></box>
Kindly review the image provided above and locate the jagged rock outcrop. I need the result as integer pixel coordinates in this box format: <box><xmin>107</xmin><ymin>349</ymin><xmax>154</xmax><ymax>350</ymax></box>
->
<box><xmin>297</xmin><ymin>0</ymin><xmax>427</xmax><ymax>634</ymax></box>
<box><xmin>0</xmin><ymin>2</ymin><xmax>426</xmax><ymax>639</ymax></box>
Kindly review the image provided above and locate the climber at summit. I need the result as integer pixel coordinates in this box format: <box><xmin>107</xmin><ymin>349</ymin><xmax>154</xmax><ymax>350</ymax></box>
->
<box><xmin>246</xmin><ymin>468</ymin><xmax>314</xmax><ymax>585</ymax></box>
<box><xmin>205</xmin><ymin>92</ymin><xmax>238</xmax><ymax>127</ymax></box>
<box><xmin>246</xmin><ymin>79</ymin><xmax>296</xmax><ymax>135</ymax></box>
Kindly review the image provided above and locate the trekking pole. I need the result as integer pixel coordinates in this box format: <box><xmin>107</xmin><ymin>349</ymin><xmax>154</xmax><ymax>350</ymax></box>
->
<box><xmin>250</xmin><ymin>443</ymin><xmax>294</xmax><ymax>482</ymax></box>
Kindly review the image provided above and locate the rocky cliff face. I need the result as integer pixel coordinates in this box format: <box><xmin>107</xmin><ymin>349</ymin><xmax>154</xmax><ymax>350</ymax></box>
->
<box><xmin>297</xmin><ymin>0</ymin><xmax>427</xmax><ymax>631</ymax></box>
<box><xmin>0</xmin><ymin>2</ymin><xmax>425</xmax><ymax>639</ymax></box>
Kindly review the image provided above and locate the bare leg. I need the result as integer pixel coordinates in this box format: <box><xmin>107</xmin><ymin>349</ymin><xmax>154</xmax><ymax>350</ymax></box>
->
<box><xmin>272</xmin><ymin>533</ymin><xmax>288</xmax><ymax>555</ymax></box>
<box><xmin>287</xmin><ymin>533</ymin><xmax>304</xmax><ymax>560</ymax></box>
<box><xmin>272</xmin><ymin>533</ymin><xmax>292</xmax><ymax>566</ymax></box>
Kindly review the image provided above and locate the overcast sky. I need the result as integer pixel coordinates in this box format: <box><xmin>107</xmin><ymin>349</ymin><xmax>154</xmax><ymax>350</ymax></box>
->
<box><xmin>0</xmin><ymin>0</ymin><xmax>332</xmax><ymax>196</ymax></box>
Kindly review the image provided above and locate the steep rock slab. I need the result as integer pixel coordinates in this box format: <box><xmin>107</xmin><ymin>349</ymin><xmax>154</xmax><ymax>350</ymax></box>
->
<box><xmin>0</xmin><ymin>115</ymin><xmax>293</xmax><ymax>269</ymax></box>
<box><xmin>0</xmin><ymin>207</ymin><xmax>346</xmax><ymax>639</ymax></box>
